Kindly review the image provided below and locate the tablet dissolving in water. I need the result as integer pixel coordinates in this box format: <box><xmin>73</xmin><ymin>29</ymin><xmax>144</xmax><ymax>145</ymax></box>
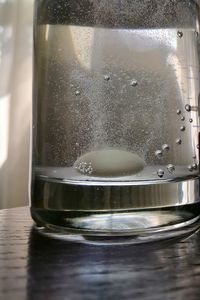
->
<box><xmin>74</xmin><ymin>149</ymin><xmax>145</xmax><ymax>177</ymax></box>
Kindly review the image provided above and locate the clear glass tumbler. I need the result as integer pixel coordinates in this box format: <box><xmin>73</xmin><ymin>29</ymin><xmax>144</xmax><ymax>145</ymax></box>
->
<box><xmin>31</xmin><ymin>0</ymin><xmax>200</xmax><ymax>243</ymax></box>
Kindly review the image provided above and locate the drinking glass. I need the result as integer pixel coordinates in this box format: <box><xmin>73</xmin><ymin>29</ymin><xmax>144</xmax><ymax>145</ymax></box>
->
<box><xmin>31</xmin><ymin>0</ymin><xmax>200</xmax><ymax>243</ymax></box>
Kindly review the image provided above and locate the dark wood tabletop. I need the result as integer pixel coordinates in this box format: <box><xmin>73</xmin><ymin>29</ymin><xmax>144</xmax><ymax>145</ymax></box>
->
<box><xmin>1</xmin><ymin>207</ymin><xmax>200</xmax><ymax>300</ymax></box>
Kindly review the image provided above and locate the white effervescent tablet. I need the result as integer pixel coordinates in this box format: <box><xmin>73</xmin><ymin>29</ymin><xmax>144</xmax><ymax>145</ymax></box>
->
<box><xmin>74</xmin><ymin>149</ymin><xmax>145</xmax><ymax>177</ymax></box>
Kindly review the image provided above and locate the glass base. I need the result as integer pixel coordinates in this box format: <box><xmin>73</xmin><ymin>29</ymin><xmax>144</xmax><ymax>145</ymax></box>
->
<box><xmin>31</xmin><ymin>205</ymin><xmax>200</xmax><ymax>245</ymax></box>
<box><xmin>31</xmin><ymin>177</ymin><xmax>200</xmax><ymax>244</ymax></box>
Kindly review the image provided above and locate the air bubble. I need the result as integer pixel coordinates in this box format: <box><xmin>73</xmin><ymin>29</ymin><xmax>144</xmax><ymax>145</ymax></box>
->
<box><xmin>181</xmin><ymin>116</ymin><xmax>185</xmax><ymax>121</ymax></box>
<box><xmin>167</xmin><ymin>164</ymin><xmax>175</xmax><ymax>173</ymax></box>
<box><xmin>193</xmin><ymin>154</ymin><xmax>196</xmax><ymax>159</ymax></box>
<box><xmin>104</xmin><ymin>75</ymin><xmax>110</xmax><ymax>81</ymax></box>
<box><xmin>188</xmin><ymin>165</ymin><xmax>193</xmax><ymax>172</ymax></box>
<box><xmin>185</xmin><ymin>104</ymin><xmax>191</xmax><ymax>112</ymax></box>
<box><xmin>180</xmin><ymin>125</ymin><xmax>185</xmax><ymax>131</ymax></box>
<box><xmin>178</xmin><ymin>31</ymin><xmax>183</xmax><ymax>38</ymax></box>
<box><xmin>162</xmin><ymin>144</ymin><xmax>170</xmax><ymax>152</ymax></box>
<box><xmin>176</xmin><ymin>138</ymin><xmax>182</xmax><ymax>145</ymax></box>
<box><xmin>130</xmin><ymin>79</ymin><xmax>138</xmax><ymax>87</ymax></box>
<box><xmin>189</xmin><ymin>118</ymin><xmax>193</xmax><ymax>123</ymax></box>
<box><xmin>197</xmin><ymin>144</ymin><xmax>199</xmax><ymax>149</ymax></box>
<box><xmin>192</xmin><ymin>163</ymin><xmax>198</xmax><ymax>170</ymax></box>
<box><xmin>176</xmin><ymin>109</ymin><xmax>181</xmax><ymax>115</ymax></box>
<box><xmin>157</xmin><ymin>169</ymin><xmax>164</xmax><ymax>178</ymax></box>
<box><xmin>75</xmin><ymin>90</ymin><xmax>80</xmax><ymax>96</ymax></box>
<box><xmin>155</xmin><ymin>150</ymin><xmax>163</xmax><ymax>158</ymax></box>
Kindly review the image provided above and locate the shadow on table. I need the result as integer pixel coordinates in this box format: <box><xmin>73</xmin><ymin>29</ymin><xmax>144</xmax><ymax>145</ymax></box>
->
<box><xmin>26</xmin><ymin>226</ymin><xmax>200</xmax><ymax>300</ymax></box>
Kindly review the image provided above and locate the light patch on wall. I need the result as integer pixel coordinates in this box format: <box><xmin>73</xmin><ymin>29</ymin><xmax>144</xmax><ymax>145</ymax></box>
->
<box><xmin>0</xmin><ymin>93</ymin><xmax>10</xmax><ymax>168</ymax></box>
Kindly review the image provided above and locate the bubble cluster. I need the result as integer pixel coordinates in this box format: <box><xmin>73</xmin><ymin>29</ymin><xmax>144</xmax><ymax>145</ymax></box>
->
<box><xmin>187</xmin><ymin>163</ymin><xmax>198</xmax><ymax>172</ymax></box>
<box><xmin>76</xmin><ymin>161</ymin><xmax>93</xmax><ymax>175</ymax></box>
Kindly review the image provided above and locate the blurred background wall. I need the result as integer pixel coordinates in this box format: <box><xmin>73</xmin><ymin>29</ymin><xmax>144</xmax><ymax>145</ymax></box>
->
<box><xmin>0</xmin><ymin>0</ymin><xmax>33</xmax><ymax>208</ymax></box>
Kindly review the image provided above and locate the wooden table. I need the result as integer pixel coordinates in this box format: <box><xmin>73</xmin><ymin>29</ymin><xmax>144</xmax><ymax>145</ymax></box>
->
<box><xmin>1</xmin><ymin>207</ymin><xmax>200</xmax><ymax>300</ymax></box>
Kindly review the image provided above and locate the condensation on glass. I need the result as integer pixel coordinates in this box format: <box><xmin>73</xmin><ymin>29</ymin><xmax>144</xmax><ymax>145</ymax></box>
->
<box><xmin>31</xmin><ymin>0</ymin><xmax>200</xmax><ymax>243</ymax></box>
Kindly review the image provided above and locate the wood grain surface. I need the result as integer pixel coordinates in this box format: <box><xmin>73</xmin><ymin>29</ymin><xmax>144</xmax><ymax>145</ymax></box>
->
<box><xmin>1</xmin><ymin>207</ymin><xmax>200</xmax><ymax>300</ymax></box>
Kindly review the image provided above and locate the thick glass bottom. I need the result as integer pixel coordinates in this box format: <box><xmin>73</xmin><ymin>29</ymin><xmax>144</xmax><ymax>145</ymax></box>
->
<box><xmin>31</xmin><ymin>178</ymin><xmax>200</xmax><ymax>244</ymax></box>
<box><xmin>31</xmin><ymin>204</ymin><xmax>200</xmax><ymax>245</ymax></box>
